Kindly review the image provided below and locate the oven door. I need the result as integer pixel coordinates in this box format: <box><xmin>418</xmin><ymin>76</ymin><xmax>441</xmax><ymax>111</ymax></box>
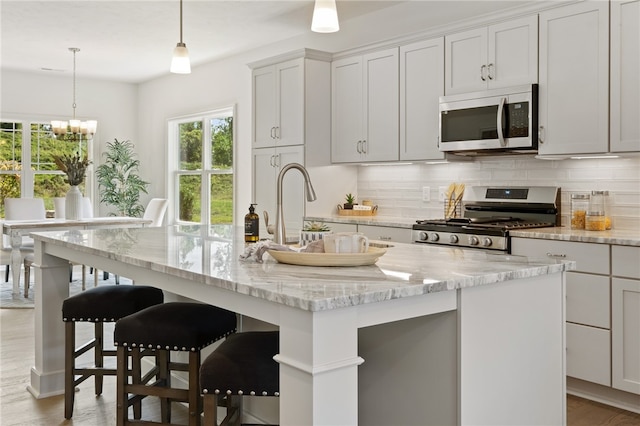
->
<box><xmin>439</xmin><ymin>84</ymin><xmax>537</xmax><ymax>153</ymax></box>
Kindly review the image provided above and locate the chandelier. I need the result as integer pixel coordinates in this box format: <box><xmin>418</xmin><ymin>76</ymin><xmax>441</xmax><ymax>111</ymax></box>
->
<box><xmin>51</xmin><ymin>48</ymin><xmax>98</xmax><ymax>141</ymax></box>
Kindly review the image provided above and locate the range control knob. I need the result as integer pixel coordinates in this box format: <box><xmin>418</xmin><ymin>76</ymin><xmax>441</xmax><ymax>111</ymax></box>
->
<box><xmin>469</xmin><ymin>236</ymin><xmax>480</xmax><ymax>246</ymax></box>
<box><xmin>449</xmin><ymin>235</ymin><xmax>459</xmax><ymax>243</ymax></box>
<box><xmin>429</xmin><ymin>233</ymin><xmax>439</xmax><ymax>242</ymax></box>
<box><xmin>419</xmin><ymin>232</ymin><xmax>428</xmax><ymax>241</ymax></box>
<box><xmin>482</xmin><ymin>237</ymin><xmax>493</xmax><ymax>247</ymax></box>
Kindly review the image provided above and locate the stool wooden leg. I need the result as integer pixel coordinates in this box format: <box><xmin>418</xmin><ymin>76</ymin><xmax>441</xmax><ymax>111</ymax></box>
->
<box><xmin>202</xmin><ymin>393</ymin><xmax>217</xmax><ymax>426</ymax></box>
<box><xmin>131</xmin><ymin>347</ymin><xmax>142</xmax><ymax>419</ymax></box>
<box><xmin>94</xmin><ymin>323</ymin><xmax>104</xmax><ymax>396</ymax></box>
<box><xmin>116</xmin><ymin>346</ymin><xmax>127</xmax><ymax>426</ymax></box>
<box><xmin>64</xmin><ymin>322</ymin><xmax>75</xmax><ymax>419</ymax></box>
<box><xmin>188</xmin><ymin>351</ymin><xmax>202</xmax><ymax>426</ymax></box>
<box><xmin>159</xmin><ymin>350</ymin><xmax>171</xmax><ymax>423</ymax></box>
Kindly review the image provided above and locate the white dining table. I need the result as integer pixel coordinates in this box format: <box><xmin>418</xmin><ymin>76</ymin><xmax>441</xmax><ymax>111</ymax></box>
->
<box><xmin>28</xmin><ymin>224</ymin><xmax>573</xmax><ymax>425</ymax></box>
<box><xmin>2</xmin><ymin>217</ymin><xmax>151</xmax><ymax>295</ymax></box>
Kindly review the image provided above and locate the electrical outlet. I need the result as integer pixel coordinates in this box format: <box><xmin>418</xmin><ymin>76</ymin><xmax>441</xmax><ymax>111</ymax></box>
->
<box><xmin>439</xmin><ymin>186</ymin><xmax>447</xmax><ymax>203</ymax></box>
<box><xmin>422</xmin><ymin>186</ymin><xmax>430</xmax><ymax>202</ymax></box>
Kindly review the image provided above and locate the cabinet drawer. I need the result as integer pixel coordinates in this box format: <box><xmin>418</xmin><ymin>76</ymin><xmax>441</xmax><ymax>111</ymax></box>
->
<box><xmin>358</xmin><ymin>225</ymin><xmax>412</xmax><ymax>244</ymax></box>
<box><xmin>612</xmin><ymin>246</ymin><xmax>640</xmax><ymax>279</ymax></box>
<box><xmin>566</xmin><ymin>323</ymin><xmax>611</xmax><ymax>386</ymax></box>
<box><xmin>566</xmin><ymin>272</ymin><xmax>610</xmax><ymax>328</ymax></box>
<box><xmin>511</xmin><ymin>238</ymin><xmax>610</xmax><ymax>274</ymax></box>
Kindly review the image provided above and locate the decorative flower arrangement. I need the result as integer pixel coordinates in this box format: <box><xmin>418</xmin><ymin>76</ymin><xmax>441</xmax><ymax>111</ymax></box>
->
<box><xmin>303</xmin><ymin>221</ymin><xmax>331</xmax><ymax>232</ymax></box>
<box><xmin>300</xmin><ymin>221</ymin><xmax>332</xmax><ymax>247</ymax></box>
<box><xmin>53</xmin><ymin>152</ymin><xmax>91</xmax><ymax>186</ymax></box>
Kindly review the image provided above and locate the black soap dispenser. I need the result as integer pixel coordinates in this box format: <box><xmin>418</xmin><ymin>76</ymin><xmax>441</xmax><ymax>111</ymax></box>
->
<box><xmin>244</xmin><ymin>204</ymin><xmax>259</xmax><ymax>242</ymax></box>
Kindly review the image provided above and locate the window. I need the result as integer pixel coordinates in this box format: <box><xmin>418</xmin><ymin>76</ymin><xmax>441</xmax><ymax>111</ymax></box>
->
<box><xmin>0</xmin><ymin>120</ymin><xmax>90</xmax><ymax>218</ymax></box>
<box><xmin>169</xmin><ymin>107</ymin><xmax>234</xmax><ymax>225</ymax></box>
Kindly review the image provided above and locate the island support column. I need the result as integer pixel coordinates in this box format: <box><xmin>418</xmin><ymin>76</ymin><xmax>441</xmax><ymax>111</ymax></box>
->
<box><xmin>458</xmin><ymin>273</ymin><xmax>567</xmax><ymax>425</ymax></box>
<box><xmin>275</xmin><ymin>306</ymin><xmax>364</xmax><ymax>425</ymax></box>
<box><xmin>27</xmin><ymin>240</ymin><xmax>70</xmax><ymax>398</ymax></box>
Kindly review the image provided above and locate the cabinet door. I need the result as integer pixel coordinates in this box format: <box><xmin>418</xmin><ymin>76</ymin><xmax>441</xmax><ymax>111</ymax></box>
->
<box><xmin>566</xmin><ymin>272</ymin><xmax>610</xmax><ymax>329</ymax></box>
<box><xmin>252</xmin><ymin>66</ymin><xmax>277</xmax><ymax>149</ymax></box>
<box><xmin>363</xmin><ymin>48</ymin><xmax>399</xmax><ymax>162</ymax></box>
<box><xmin>566</xmin><ymin>322</ymin><xmax>611</xmax><ymax>386</ymax></box>
<box><xmin>538</xmin><ymin>1</ymin><xmax>609</xmax><ymax>155</ymax></box>
<box><xmin>277</xmin><ymin>58</ymin><xmax>304</xmax><ymax>147</ymax></box>
<box><xmin>610</xmin><ymin>0</ymin><xmax>640</xmax><ymax>153</ymax></box>
<box><xmin>488</xmin><ymin>15</ymin><xmax>538</xmax><ymax>89</ymax></box>
<box><xmin>253</xmin><ymin>147</ymin><xmax>277</xmax><ymax>236</ymax></box>
<box><xmin>612</xmin><ymin>277</ymin><xmax>640</xmax><ymax>395</ymax></box>
<box><xmin>445</xmin><ymin>27</ymin><xmax>487</xmax><ymax>94</ymax></box>
<box><xmin>400</xmin><ymin>38</ymin><xmax>445</xmax><ymax>161</ymax></box>
<box><xmin>332</xmin><ymin>56</ymin><xmax>363</xmax><ymax>163</ymax></box>
<box><xmin>253</xmin><ymin>146</ymin><xmax>305</xmax><ymax>237</ymax></box>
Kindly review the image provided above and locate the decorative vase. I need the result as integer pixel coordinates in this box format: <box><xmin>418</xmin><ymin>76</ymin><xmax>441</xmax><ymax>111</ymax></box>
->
<box><xmin>65</xmin><ymin>185</ymin><xmax>83</xmax><ymax>220</ymax></box>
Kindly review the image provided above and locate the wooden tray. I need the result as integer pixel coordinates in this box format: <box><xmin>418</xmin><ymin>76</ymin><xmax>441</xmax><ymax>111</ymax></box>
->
<box><xmin>337</xmin><ymin>205</ymin><xmax>378</xmax><ymax>216</ymax></box>
<box><xmin>267</xmin><ymin>247</ymin><xmax>386</xmax><ymax>267</ymax></box>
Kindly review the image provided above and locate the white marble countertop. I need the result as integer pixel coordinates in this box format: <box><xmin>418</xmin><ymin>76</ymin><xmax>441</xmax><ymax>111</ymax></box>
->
<box><xmin>31</xmin><ymin>225</ymin><xmax>574</xmax><ymax>312</ymax></box>
<box><xmin>510</xmin><ymin>227</ymin><xmax>640</xmax><ymax>246</ymax></box>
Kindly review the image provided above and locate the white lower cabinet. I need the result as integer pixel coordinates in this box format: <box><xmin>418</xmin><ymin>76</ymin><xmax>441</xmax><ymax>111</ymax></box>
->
<box><xmin>512</xmin><ymin>237</ymin><xmax>640</xmax><ymax>398</ymax></box>
<box><xmin>566</xmin><ymin>323</ymin><xmax>611</xmax><ymax>386</ymax></box>
<box><xmin>612</xmin><ymin>245</ymin><xmax>640</xmax><ymax>395</ymax></box>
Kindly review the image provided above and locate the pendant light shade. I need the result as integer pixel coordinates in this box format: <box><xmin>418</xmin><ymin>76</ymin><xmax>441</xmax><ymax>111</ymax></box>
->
<box><xmin>170</xmin><ymin>0</ymin><xmax>191</xmax><ymax>74</ymax></box>
<box><xmin>312</xmin><ymin>0</ymin><xmax>340</xmax><ymax>33</ymax></box>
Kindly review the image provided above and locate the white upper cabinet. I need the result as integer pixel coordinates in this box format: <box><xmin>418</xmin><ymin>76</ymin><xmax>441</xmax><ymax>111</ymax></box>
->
<box><xmin>252</xmin><ymin>51</ymin><xmax>331</xmax><ymax>155</ymax></box>
<box><xmin>332</xmin><ymin>48</ymin><xmax>399</xmax><ymax>163</ymax></box>
<box><xmin>400</xmin><ymin>38</ymin><xmax>445</xmax><ymax>161</ymax></box>
<box><xmin>445</xmin><ymin>15</ymin><xmax>538</xmax><ymax>94</ymax></box>
<box><xmin>538</xmin><ymin>1</ymin><xmax>609</xmax><ymax>155</ymax></box>
<box><xmin>252</xmin><ymin>58</ymin><xmax>303</xmax><ymax>148</ymax></box>
<box><xmin>610</xmin><ymin>0</ymin><xmax>640</xmax><ymax>153</ymax></box>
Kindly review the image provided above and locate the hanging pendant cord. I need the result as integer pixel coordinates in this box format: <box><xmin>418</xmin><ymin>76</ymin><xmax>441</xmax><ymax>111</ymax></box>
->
<box><xmin>179</xmin><ymin>0</ymin><xmax>183</xmax><ymax>43</ymax></box>
<box><xmin>70</xmin><ymin>47</ymin><xmax>79</xmax><ymax>120</ymax></box>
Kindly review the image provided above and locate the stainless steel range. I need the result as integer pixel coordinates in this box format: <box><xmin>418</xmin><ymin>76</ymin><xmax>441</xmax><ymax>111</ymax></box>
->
<box><xmin>413</xmin><ymin>186</ymin><xmax>560</xmax><ymax>253</ymax></box>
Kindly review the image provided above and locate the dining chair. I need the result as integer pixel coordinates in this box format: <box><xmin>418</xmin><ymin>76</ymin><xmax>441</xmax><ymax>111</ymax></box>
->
<box><xmin>143</xmin><ymin>198</ymin><xmax>169</xmax><ymax>227</ymax></box>
<box><xmin>54</xmin><ymin>197</ymin><xmax>93</xmax><ymax>219</ymax></box>
<box><xmin>3</xmin><ymin>198</ymin><xmax>45</xmax><ymax>294</ymax></box>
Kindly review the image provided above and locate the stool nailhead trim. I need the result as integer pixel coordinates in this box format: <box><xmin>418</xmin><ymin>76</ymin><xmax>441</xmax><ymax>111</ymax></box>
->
<box><xmin>205</xmin><ymin>388</ymin><xmax>279</xmax><ymax>397</ymax></box>
<box><xmin>115</xmin><ymin>330</ymin><xmax>236</xmax><ymax>352</ymax></box>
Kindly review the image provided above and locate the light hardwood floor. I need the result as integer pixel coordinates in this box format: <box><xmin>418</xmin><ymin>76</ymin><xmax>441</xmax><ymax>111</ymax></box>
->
<box><xmin>2</xmin><ymin>308</ymin><xmax>639</xmax><ymax>425</ymax></box>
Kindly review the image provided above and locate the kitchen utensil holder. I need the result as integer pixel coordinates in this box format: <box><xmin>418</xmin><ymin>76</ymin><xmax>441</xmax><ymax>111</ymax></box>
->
<box><xmin>445</xmin><ymin>200</ymin><xmax>462</xmax><ymax>219</ymax></box>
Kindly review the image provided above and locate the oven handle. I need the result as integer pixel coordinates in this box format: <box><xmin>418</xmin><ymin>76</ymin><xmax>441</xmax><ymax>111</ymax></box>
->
<box><xmin>497</xmin><ymin>97</ymin><xmax>506</xmax><ymax>147</ymax></box>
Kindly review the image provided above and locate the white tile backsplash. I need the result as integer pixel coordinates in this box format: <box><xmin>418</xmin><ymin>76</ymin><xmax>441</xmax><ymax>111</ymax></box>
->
<box><xmin>357</xmin><ymin>156</ymin><xmax>640</xmax><ymax>229</ymax></box>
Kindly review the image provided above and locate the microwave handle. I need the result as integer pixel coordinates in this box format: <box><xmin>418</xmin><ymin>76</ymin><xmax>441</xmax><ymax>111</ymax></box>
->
<box><xmin>497</xmin><ymin>97</ymin><xmax>506</xmax><ymax>147</ymax></box>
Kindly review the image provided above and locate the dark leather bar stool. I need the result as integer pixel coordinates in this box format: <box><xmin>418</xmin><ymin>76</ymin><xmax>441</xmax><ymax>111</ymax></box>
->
<box><xmin>200</xmin><ymin>331</ymin><xmax>279</xmax><ymax>426</ymax></box>
<box><xmin>62</xmin><ymin>284</ymin><xmax>164</xmax><ymax>419</ymax></box>
<box><xmin>114</xmin><ymin>302</ymin><xmax>237</xmax><ymax>426</ymax></box>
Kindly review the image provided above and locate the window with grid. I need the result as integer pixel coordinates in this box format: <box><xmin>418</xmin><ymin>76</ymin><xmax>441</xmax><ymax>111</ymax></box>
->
<box><xmin>170</xmin><ymin>107</ymin><xmax>234</xmax><ymax>225</ymax></box>
<box><xmin>0</xmin><ymin>120</ymin><xmax>89</xmax><ymax>218</ymax></box>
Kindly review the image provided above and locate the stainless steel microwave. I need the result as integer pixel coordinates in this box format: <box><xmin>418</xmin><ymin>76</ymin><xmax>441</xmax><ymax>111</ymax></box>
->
<box><xmin>439</xmin><ymin>84</ymin><xmax>538</xmax><ymax>154</ymax></box>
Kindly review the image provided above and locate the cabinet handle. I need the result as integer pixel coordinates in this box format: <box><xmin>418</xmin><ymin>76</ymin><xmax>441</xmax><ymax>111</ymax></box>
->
<box><xmin>362</xmin><ymin>140</ymin><xmax>367</xmax><ymax>154</ymax></box>
<box><xmin>356</xmin><ymin>140</ymin><xmax>362</xmax><ymax>153</ymax></box>
<box><xmin>546</xmin><ymin>252</ymin><xmax>567</xmax><ymax>258</ymax></box>
<box><xmin>275</xmin><ymin>126</ymin><xmax>280</xmax><ymax>139</ymax></box>
<box><xmin>275</xmin><ymin>153</ymin><xmax>281</xmax><ymax>167</ymax></box>
<box><xmin>379</xmin><ymin>236</ymin><xmax>392</xmax><ymax>241</ymax></box>
<box><xmin>270</xmin><ymin>127</ymin><xmax>275</xmax><ymax>139</ymax></box>
<box><xmin>269</xmin><ymin>155</ymin><xmax>275</xmax><ymax>167</ymax></box>
<box><xmin>538</xmin><ymin>126</ymin><xmax>545</xmax><ymax>144</ymax></box>
<box><xmin>487</xmin><ymin>63</ymin><xmax>495</xmax><ymax>80</ymax></box>
<box><xmin>480</xmin><ymin>65</ymin><xmax>487</xmax><ymax>81</ymax></box>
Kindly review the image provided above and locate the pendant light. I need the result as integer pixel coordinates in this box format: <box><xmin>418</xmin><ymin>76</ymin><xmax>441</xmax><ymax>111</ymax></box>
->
<box><xmin>311</xmin><ymin>0</ymin><xmax>340</xmax><ymax>33</ymax></box>
<box><xmin>51</xmin><ymin>48</ymin><xmax>97</xmax><ymax>141</ymax></box>
<box><xmin>170</xmin><ymin>0</ymin><xmax>191</xmax><ymax>74</ymax></box>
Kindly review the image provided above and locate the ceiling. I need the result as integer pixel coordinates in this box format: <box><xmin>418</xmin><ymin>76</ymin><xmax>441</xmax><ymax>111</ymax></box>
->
<box><xmin>1</xmin><ymin>1</ymin><xmax>539</xmax><ymax>84</ymax></box>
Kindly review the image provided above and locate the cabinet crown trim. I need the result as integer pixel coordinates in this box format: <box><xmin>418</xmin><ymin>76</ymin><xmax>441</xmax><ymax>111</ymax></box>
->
<box><xmin>248</xmin><ymin>48</ymin><xmax>332</xmax><ymax>69</ymax></box>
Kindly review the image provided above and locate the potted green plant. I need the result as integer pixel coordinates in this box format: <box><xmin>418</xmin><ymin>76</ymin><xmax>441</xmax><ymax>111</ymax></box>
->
<box><xmin>344</xmin><ymin>193</ymin><xmax>356</xmax><ymax>210</ymax></box>
<box><xmin>96</xmin><ymin>139</ymin><xmax>149</xmax><ymax>217</ymax></box>
<box><xmin>300</xmin><ymin>221</ymin><xmax>332</xmax><ymax>247</ymax></box>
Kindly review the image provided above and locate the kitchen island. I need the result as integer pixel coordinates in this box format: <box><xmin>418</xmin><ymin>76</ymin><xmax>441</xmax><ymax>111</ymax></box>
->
<box><xmin>29</xmin><ymin>225</ymin><xmax>574</xmax><ymax>425</ymax></box>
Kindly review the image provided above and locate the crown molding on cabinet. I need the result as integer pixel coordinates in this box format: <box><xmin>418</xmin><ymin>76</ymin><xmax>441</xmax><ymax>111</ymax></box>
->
<box><xmin>247</xmin><ymin>48</ymin><xmax>332</xmax><ymax>69</ymax></box>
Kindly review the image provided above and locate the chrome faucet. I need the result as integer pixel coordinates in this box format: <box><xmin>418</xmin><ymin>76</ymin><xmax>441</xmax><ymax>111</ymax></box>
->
<box><xmin>274</xmin><ymin>163</ymin><xmax>317</xmax><ymax>245</ymax></box>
